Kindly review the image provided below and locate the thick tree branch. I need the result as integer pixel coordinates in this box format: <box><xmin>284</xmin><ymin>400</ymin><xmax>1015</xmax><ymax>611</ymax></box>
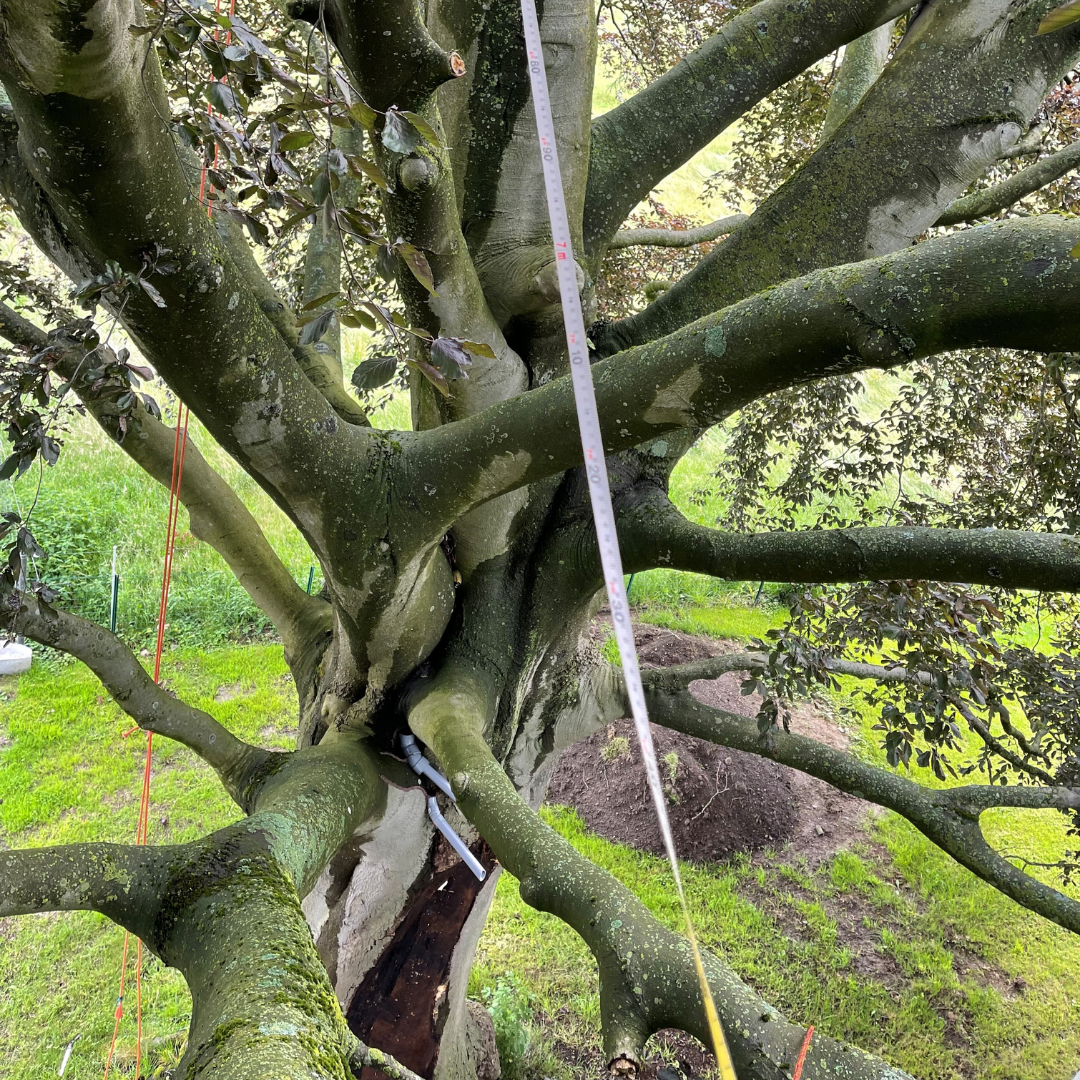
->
<box><xmin>3</xmin><ymin>728</ymin><xmax>390</xmax><ymax>1076</ymax></box>
<box><xmin>936</xmin><ymin>139</ymin><xmax>1080</xmax><ymax>227</ymax></box>
<box><xmin>619</xmin><ymin>506</ymin><xmax>1080</xmax><ymax>592</ymax></box>
<box><xmin>601</xmin><ymin>130</ymin><xmax>1080</xmax><ymax>255</ymax></box>
<box><xmin>0</xmin><ymin>299</ymin><xmax>47</xmax><ymax>350</ymax></box>
<box><xmin>210</xmin><ymin>208</ymin><xmax>370</xmax><ymax>428</ymax></box>
<box><xmin>460</xmin><ymin>0</ymin><xmax>596</xmax><ymax>332</ymax></box>
<box><xmin>598</xmin><ymin>0</ymin><xmax>1080</xmax><ymax>354</ymax></box>
<box><xmin>608</xmin><ymin>214</ymin><xmax>749</xmax><ymax>250</ymax></box>
<box><xmin>0</xmin><ymin>843</ymin><xmax>168</xmax><ymax>938</ymax></box>
<box><xmin>0</xmin><ymin>303</ymin><xmax>332</xmax><ymax>665</ymax></box>
<box><xmin>0</xmin><ymin>85</ymin><xmax>446</xmax><ymax>697</ymax></box>
<box><xmin>6</xmin><ymin>590</ymin><xmax>272</xmax><ymax>808</ymax></box>
<box><xmin>408</xmin><ymin>670</ymin><xmax>915</xmax><ymax>1080</ymax></box>
<box><xmin>0</xmin><ymin>7</ymin><xmax>375</xmax><ymax>538</ymax></box>
<box><xmin>317</xmin><ymin>0</ymin><xmax>526</xmax><ymax>427</ymax></box>
<box><xmin>820</xmin><ymin>24</ymin><xmax>893</xmax><ymax>141</ymax></box>
<box><xmin>289</xmin><ymin>0</ymin><xmax>463</xmax><ymax>113</ymax></box>
<box><xmin>584</xmin><ymin>0</ymin><xmax>908</xmax><ymax>260</ymax></box>
<box><xmin>653</xmin><ymin>652</ymin><xmax>1061</xmax><ymax>785</ymax></box>
<box><xmin>409</xmin><ymin>217</ymin><xmax>1080</xmax><ymax>527</ymax></box>
<box><xmin>3</xmin><ymin>102</ymin><xmax>367</xmax><ymax>431</ymax></box>
<box><xmin>641</xmin><ymin>672</ymin><xmax>1080</xmax><ymax>934</ymax></box>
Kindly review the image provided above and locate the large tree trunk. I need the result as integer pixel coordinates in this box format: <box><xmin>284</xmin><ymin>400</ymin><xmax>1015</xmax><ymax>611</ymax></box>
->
<box><xmin>4</xmin><ymin>1</ymin><xmax>1080</xmax><ymax>1078</ymax></box>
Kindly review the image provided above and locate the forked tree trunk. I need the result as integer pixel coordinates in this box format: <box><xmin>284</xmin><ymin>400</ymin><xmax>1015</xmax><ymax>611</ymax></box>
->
<box><xmin>5</xmin><ymin>1</ymin><xmax>1080</xmax><ymax>1078</ymax></box>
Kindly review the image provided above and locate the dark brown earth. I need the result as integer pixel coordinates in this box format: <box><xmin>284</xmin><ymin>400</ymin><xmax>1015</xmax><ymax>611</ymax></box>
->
<box><xmin>547</xmin><ymin>622</ymin><xmax>874</xmax><ymax>867</ymax></box>
<box><xmin>541</xmin><ymin>622</ymin><xmax>1023</xmax><ymax>1080</ymax></box>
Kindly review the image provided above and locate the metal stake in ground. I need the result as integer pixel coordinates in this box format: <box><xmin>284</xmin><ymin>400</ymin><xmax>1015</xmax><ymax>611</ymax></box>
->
<box><xmin>109</xmin><ymin>545</ymin><xmax>119</xmax><ymax>634</ymax></box>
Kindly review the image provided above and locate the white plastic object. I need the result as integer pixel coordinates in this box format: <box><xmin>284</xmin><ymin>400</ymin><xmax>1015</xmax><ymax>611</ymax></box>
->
<box><xmin>427</xmin><ymin>796</ymin><xmax>487</xmax><ymax>881</ymax></box>
<box><xmin>400</xmin><ymin>732</ymin><xmax>456</xmax><ymax>800</ymax></box>
<box><xmin>0</xmin><ymin>641</ymin><xmax>32</xmax><ymax>674</ymax></box>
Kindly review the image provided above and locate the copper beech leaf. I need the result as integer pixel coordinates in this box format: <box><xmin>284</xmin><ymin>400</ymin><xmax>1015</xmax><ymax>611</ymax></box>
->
<box><xmin>429</xmin><ymin>337</ymin><xmax>474</xmax><ymax>381</ymax></box>
<box><xmin>396</xmin><ymin>242</ymin><xmax>436</xmax><ymax>295</ymax></box>
<box><xmin>301</xmin><ymin>291</ymin><xmax>340</xmax><ymax>312</ymax></box>
<box><xmin>278</xmin><ymin>130</ymin><xmax>315</xmax><ymax>152</ymax></box>
<box><xmin>1038</xmin><ymin>0</ymin><xmax>1080</xmax><ymax>32</ymax></box>
<box><xmin>459</xmin><ymin>340</ymin><xmax>497</xmax><ymax>359</ymax></box>
<box><xmin>381</xmin><ymin>109</ymin><xmax>420</xmax><ymax>155</ymax></box>
<box><xmin>399</xmin><ymin>111</ymin><xmax>442</xmax><ymax>148</ymax></box>
<box><xmin>298</xmin><ymin>308</ymin><xmax>335</xmax><ymax>345</ymax></box>
<box><xmin>351</xmin><ymin>356</ymin><xmax>399</xmax><ymax>391</ymax></box>
<box><xmin>347</xmin><ymin>100</ymin><xmax>378</xmax><ymax>131</ymax></box>
<box><xmin>410</xmin><ymin>358</ymin><xmax>450</xmax><ymax>396</ymax></box>
<box><xmin>347</xmin><ymin>156</ymin><xmax>388</xmax><ymax>191</ymax></box>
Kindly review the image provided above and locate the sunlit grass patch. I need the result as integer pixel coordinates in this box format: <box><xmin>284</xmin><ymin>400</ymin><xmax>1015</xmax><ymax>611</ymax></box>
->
<box><xmin>0</xmin><ymin>645</ymin><xmax>296</xmax><ymax>1079</ymax></box>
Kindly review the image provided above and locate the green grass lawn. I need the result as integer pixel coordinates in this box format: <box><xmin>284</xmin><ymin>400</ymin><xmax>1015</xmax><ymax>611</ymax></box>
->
<box><xmin>2</xmin><ymin>621</ymin><xmax>1079</xmax><ymax>1079</ymax></box>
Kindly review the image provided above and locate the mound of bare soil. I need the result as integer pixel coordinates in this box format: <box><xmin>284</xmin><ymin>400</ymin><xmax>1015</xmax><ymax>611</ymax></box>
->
<box><xmin>547</xmin><ymin>622</ymin><xmax>870</xmax><ymax>864</ymax></box>
<box><xmin>547</xmin><ymin>718</ymin><xmax>798</xmax><ymax>863</ymax></box>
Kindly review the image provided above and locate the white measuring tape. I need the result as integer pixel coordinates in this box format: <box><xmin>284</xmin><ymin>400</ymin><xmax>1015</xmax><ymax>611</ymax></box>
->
<box><xmin>518</xmin><ymin>5</ymin><xmax>737</xmax><ymax>1077</ymax></box>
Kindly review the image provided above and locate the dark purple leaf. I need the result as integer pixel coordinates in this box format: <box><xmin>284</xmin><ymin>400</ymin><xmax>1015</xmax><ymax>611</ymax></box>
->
<box><xmin>298</xmin><ymin>308</ymin><xmax>335</xmax><ymax>345</ymax></box>
<box><xmin>351</xmin><ymin>356</ymin><xmax>398</xmax><ymax>391</ymax></box>
<box><xmin>396</xmin><ymin>242</ymin><xmax>436</xmax><ymax>296</ymax></box>
<box><xmin>429</xmin><ymin>337</ymin><xmax>474</xmax><ymax>381</ymax></box>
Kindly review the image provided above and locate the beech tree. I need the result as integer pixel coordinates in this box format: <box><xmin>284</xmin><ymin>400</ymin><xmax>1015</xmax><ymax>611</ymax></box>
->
<box><xmin>5</xmin><ymin>0</ymin><xmax>1080</xmax><ymax>1077</ymax></box>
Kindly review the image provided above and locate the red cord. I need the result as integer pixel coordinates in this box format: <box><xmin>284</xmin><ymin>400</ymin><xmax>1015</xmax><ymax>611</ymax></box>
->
<box><xmin>104</xmin><ymin>405</ymin><xmax>189</xmax><ymax>1078</ymax></box>
<box><xmin>101</xmin><ymin>934</ymin><xmax>129</xmax><ymax>1080</ymax></box>
<box><xmin>109</xmin><ymin>0</ymin><xmax>232</xmax><ymax>1068</ymax></box>
<box><xmin>792</xmin><ymin>1025</ymin><xmax>815</xmax><ymax>1080</ymax></box>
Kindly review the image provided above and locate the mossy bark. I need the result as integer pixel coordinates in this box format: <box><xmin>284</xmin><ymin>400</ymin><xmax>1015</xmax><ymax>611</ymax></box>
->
<box><xmin>4</xmin><ymin>2</ymin><xmax>1080</xmax><ymax>1078</ymax></box>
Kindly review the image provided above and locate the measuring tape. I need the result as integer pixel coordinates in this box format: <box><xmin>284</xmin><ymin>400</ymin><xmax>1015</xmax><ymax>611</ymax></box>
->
<box><xmin>517</xmin><ymin>5</ymin><xmax>737</xmax><ymax>1077</ymax></box>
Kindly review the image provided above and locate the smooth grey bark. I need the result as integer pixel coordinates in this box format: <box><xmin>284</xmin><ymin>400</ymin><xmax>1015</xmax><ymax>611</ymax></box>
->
<box><xmin>5</xmin><ymin>1</ymin><xmax>1080</xmax><ymax>1077</ymax></box>
<box><xmin>597</xmin><ymin>0</ymin><xmax>1080</xmax><ymax>354</ymax></box>
<box><xmin>609</xmin><ymin>213</ymin><xmax>749</xmax><ymax>249</ymax></box>
<box><xmin>617</xmin><ymin>511</ymin><xmax>1080</xmax><ymax>592</ymax></box>
<box><xmin>584</xmin><ymin>0</ymin><xmax>911</xmax><ymax>261</ymax></box>
<box><xmin>820</xmin><ymin>23</ymin><xmax>894</xmax><ymax>140</ymax></box>
<box><xmin>408</xmin><ymin>217</ymin><xmax>1080</xmax><ymax>523</ymax></box>
<box><xmin>937</xmin><ymin>139</ymin><xmax>1080</xmax><ymax>226</ymax></box>
<box><xmin>409</xmin><ymin>669</ymin><xmax>918</xmax><ymax>1080</ymax></box>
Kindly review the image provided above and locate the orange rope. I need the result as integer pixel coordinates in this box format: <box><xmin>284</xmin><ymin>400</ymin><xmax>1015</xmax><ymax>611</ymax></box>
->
<box><xmin>108</xmin><ymin>3</ymin><xmax>232</xmax><ymax>1071</ymax></box>
<box><xmin>792</xmin><ymin>1025</ymin><xmax>815</xmax><ymax>1080</ymax></box>
<box><xmin>101</xmin><ymin>934</ymin><xmax>130</xmax><ymax>1080</ymax></box>
<box><xmin>103</xmin><ymin>406</ymin><xmax>189</xmax><ymax>1078</ymax></box>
